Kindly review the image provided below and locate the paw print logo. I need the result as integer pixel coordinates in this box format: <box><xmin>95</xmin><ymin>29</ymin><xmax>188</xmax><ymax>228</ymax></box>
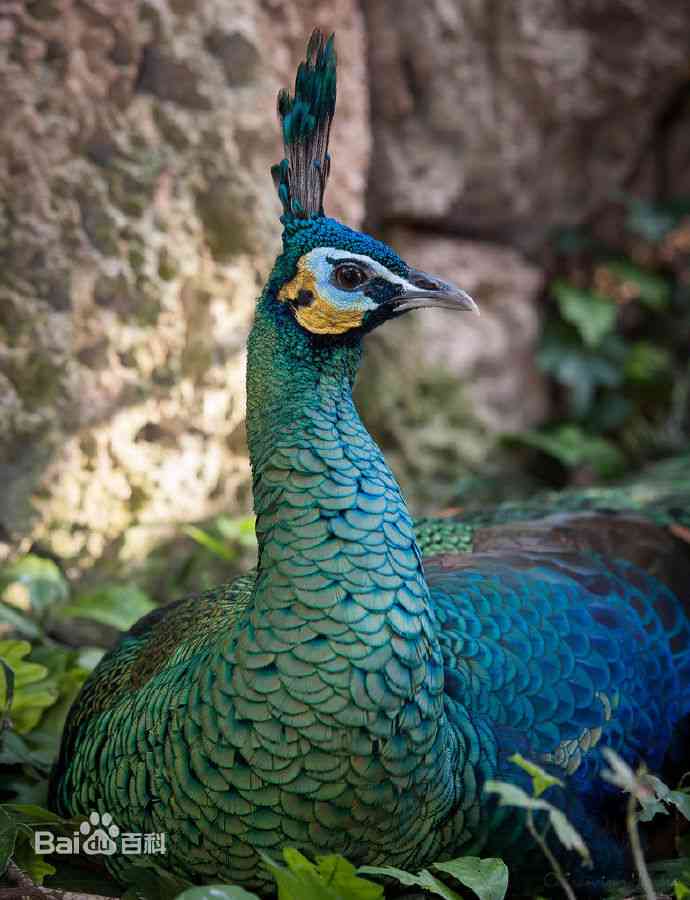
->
<box><xmin>80</xmin><ymin>811</ymin><xmax>120</xmax><ymax>856</ymax></box>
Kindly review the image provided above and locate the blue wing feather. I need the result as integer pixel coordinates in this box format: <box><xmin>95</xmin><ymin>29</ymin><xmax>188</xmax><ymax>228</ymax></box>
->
<box><xmin>427</xmin><ymin>551</ymin><xmax>690</xmax><ymax>797</ymax></box>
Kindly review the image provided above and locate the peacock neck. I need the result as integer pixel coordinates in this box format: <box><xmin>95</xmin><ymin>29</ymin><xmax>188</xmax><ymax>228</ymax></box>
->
<box><xmin>233</xmin><ymin>291</ymin><xmax>446</xmax><ymax>747</ymax></box>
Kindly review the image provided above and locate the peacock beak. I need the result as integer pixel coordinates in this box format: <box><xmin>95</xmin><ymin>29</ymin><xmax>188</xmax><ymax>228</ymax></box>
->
<box><xmin>392</xmin><ymin>268</ymin><xmax>479</xmax><ymax>315</ymax></box>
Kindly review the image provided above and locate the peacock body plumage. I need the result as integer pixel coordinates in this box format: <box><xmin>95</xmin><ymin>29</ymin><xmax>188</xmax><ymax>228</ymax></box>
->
<box><xmin>50</xmin><ymin>31</ymin><xmax>690</xmax><ymax>892</ymax></box>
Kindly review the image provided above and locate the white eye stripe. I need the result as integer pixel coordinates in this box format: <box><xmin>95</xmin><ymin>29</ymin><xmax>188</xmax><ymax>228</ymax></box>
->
<box><xmin>306</xmin><ymin>247</ymin><xmax>410</xmax><ymax>289</ymax></box>
<box><xmin>296</xmin><ymin>246</ymin><xmax>420</xmax><ymax>313</ymax></box>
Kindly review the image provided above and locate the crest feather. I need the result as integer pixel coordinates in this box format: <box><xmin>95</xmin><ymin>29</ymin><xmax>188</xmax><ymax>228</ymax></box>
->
<box><xmin>271</xmin><ymin>30</ymin><xmax>336</xmax><ymax>220</ymax></box>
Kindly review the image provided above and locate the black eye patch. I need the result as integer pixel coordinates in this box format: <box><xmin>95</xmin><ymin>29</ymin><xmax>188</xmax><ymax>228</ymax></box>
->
<box><xmin>292</xmin><ymin>289</ymin><xmax>315</xmax><ymax>307</ymax></box>
<box><xmin>362</xmin><ymin>278</ymin><xmax>401</xmax><ymax>305</ymax></box>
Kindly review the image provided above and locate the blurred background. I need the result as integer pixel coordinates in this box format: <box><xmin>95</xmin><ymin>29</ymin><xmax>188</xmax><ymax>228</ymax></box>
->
<box><xmin>1</xmin><ymin>0</ymin><xmax>689</xmax><ymax>599</ymax></box>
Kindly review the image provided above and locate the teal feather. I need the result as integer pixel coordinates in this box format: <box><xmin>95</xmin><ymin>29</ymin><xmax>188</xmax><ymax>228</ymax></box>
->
<box><xmin>272</xmin><ymin>30</ymin><xmax>336</xmax><ymax>219</ymax></box>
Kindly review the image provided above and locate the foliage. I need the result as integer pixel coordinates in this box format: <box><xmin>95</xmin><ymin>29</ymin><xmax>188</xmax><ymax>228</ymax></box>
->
<box><xmin>486</xmin><ymin>759</ymin><xmax>591</xmax><ymax>865</ymax></box>
<box><xmin>1</xmin><ymin>544</ymin><xmax>690</xmax><ymax>899</ymax></box>
<box><xmin>485</xmin><ymin>755</ymin><xmax>591</xmax><ymax>900</ymax></box>
<box><xmin>261</xmin><ymin>849</ymin><xmax>383</xmax><ymax>900</ymax></box>
<box><xmin>510</xmin><ymin>197</ymin><xmax>690</xmax><ymax>481</ymax></box>
<box><xmin>0</xmin><ymin>518</ymin><xmax>255</xmax><ymax>897</ymax></box>
<box><xmin>361</xmin><ymin>857</ymin><xmax>508</xmax><ymax>900</ymax></box>
<box><xmin>601</xmin><ymin>750</ymin><xmax>690</xmax><ymax>900</ymax></box>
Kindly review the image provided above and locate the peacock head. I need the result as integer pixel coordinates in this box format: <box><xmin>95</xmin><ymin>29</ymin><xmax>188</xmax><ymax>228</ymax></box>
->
<box><xmin>266</xmin><ymin>30</ymin><xmax>477</xmax><ymax>341</ymax></box>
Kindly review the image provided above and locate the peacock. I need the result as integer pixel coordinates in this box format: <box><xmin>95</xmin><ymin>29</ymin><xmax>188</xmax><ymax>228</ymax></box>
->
<box><xmin>50</xmin><ymin>30</ymin><xmax>690</xmax><ymax>893</ymax></box>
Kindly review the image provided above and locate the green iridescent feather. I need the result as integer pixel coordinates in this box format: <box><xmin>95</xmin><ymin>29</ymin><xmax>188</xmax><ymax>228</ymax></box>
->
<box><xmin>49</xmin><ymin>30</ymin><xmax>690</xmax><ymax>895</ymax></box>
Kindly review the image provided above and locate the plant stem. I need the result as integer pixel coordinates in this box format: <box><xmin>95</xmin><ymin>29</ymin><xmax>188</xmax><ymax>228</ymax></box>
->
<box><xmin>526</xmin><ymin>809</ymin><xmax>577</xmax><ymax>900</ymax></box>
<box><xmin>625</xmin><ymin>792</ymin><xmax>656</xmax><ymax>900</ymax></box>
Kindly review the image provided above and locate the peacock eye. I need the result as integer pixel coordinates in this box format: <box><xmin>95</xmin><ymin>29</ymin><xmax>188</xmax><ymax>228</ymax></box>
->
<box><xmin>332</xmin><ymin>263</ymin><xmax>368</xmax><ymax>292</ymax></box>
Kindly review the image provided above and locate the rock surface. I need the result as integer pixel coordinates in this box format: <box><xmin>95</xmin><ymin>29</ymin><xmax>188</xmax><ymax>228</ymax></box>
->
<box><xmin>358</xmin><ymin>229</ymin><xmax>547</xmax><ymax>509</ymax></box>
<box><xmin>363</xmin><ymin>0</ymin><xmax>690</xmax><ymax>249</ymax></box>
<box><xmin>0</xmin><ymin>0</ymin><xmax>367</xmax><ymax>569</ymax></box>
<box><xmin>2</xmin><ymin>0</ymin><xmax>688</xmax><ymax>572</ymax></box>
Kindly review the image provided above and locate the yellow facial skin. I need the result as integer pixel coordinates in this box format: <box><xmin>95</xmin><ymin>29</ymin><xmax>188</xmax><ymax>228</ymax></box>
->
<box><xmin>278</xmin><ymin>258</ymin><xmax>364</xmax><ymax>335</ymax></box>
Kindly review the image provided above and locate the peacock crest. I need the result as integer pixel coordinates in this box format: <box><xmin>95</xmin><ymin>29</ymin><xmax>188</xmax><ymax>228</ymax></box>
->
<box><xmin>271</xmin><ymin>30</ymin><xmax>336</xmax><ymax>220</ymax></box>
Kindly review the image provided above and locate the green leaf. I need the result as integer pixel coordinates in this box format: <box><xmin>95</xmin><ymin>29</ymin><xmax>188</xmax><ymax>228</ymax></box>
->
<box><xmin>0</xmin><ymin>656</ymin><xmax>15</xmax><ymax>722</ymax></box>
<box><xmin>77</xmin><ymin>647</ymin><xmax>105</xmax><ymax>671</ymax></box>
<box><xmin>1</xmin><ymin>776</ymin><xmax>50</xmax><ymax>806</ymax></box>
<box><xmin>0</xmin><ymin>640</ymin><xmax>59</xmax><ymax>734</ymax></box>
<box><xmin>434</xmin><ymin>858</ymin><xmax>509</xmax><ymax>900</ymax></box>
<box><xmin>1</xmin><ymin>804</ymin><xmax>78</xmax><ymax>830</ymax></box>
<box><xmin>261</xmin><ymin>849</ymin><xmax>384</xmax><ymax>900</ymax></box>
<box><xmin>509</xmin><ymin>754</ymin><xmax>563</xmax><ymax>798</ymax></box>
<box><xmin>553</xmin><ymin>281</ymin><xmax>617</xmax><ymax>347</ymax></box>
<box><xmin>626</xmin><ymin>199</ymin><xmax>676</xmax><ymax>242</ymax></box>
<box><xmin>485</xmin><ymin>780</ymin><xmax>591</xmax><ymax>865</ymax></box>
<box><xmin>28</xmin><ymin>655</ymin><xmax>88</xmax><ymax>745</ymax></box>
<box><xmin>0</xmin><ymin>730</ymin><xmax>40</xmax><ymax>767</ymax></box>
<box><xmin>13</xmin><ymin>831</ymin><xmax>56</xmax><ymax>885</ymax></box>
<box><xmin>215</xmin><ymin>516</ymin><xmax>257</xmax><ymax>549</ymax></box>
<box><xmin>175</xmin><ymin>887</ymin><xmax>260</xmax><ymax>900</ymax></box>
<box><xmin>0</xmin><ymin>602</ymin><xmax>40</xmax><ymax>639</ymax></box>
<box><xmin>358</xmin><ymin>864</ymin><xmax>462</xmax><ymax>900</ymax></box>
<box><xmin>120</xmin><ymin>857</ymin><xmax>193</xmax><ymax>900</ymax></box>
<box><xmin>484</xmin><ymin>781</ymin><xmax>549</xmax><ymax>813</ymax></box>
<box><xmin>313</xmin><ymin>853</ymin><xmax>383</xmax><ymax>899</ymax></box>
<box><xmin>547</xmin><ymin>807</ymin><xmax>591</xmax><ymax>863</ymax></box>
<box><xmin>602</xmin><ymin>260</ymin><xmax>670</xmax><ymax>310</ymax></box>
<box><xmin>183</xmin><ymin>526</ymin><xmax>237</xmax><ymax>562</ymax></box>
<box><xmin>507</xmin><ymin>426</ymin><xmax>626</xmax><ymax>478</ymax></box>
<box><xmin>638</xmin><ymin>774</ymin><xmax>690</xmax><ymax>823</ymax></box>
<box><xmin>0</xmin><ymin>555</ymin><xmax>68</xmax><ymax>615</ymax></box>
<box><xmin>536</xmin><ymin>325</ymin><xmax>624</xmax><ymax>417</ymax></box>
<box><xmin>0</xmin><ymin>807</ymin><xmax>18</xmax><ymax>878</ymax></box>
<box><xmin>625</xmin><ymin>341</ymin><xmax>672</xmax><ymax>383</ymax></box>
<box><xmin>668</xmin><ymin>790</ymin><xmax>690</xmax><ymax>822</ymax></box>
<box><xmin>675</xmin><ymin>881</ymin><xmax>690</xmax><ymax>900</ymax></box>
<box><xmin>58</xmin><ymin>585</ymin><xmax>155</xmax><ymax>631</ymax></box>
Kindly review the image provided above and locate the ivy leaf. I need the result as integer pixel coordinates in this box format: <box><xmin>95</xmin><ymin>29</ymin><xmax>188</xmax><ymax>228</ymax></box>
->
<box><xmin>0</xmin><ymin>807</ymin><xmax>18</xmax><ymax>878</ymax></box>
<box><xmin>552</xmin><ymin>282</ymin><xmax>617</xmax><ymax>348</ymax></box>
<box><xmin>261</xmin><ymin>849</ymin><xmax>383</xmax><ymax>900</ymax></box>
<box><xmin>0</xmin><ymin>730</ymin><xmax>39</xmax><ymax>767</ymax></box>
<box><xmin>537</xmin><ymin>325</ymin><xmax>623</xmax><ymax>418</ymax></box>
<box><xmin>358</xmin><ymin>864</ymin><xmax>462</xmax><ymax>900</ymax></box>
<box><xmin>0</xmin><ymin>656</ymin><xmax>15</xmax><ymax>724</ymax></box>
<box><xmin>0</xmin><ymin>602</ymin><xmax>40</xmax><ymax>639</ymax></box>
<box><xmin>314</xmin><ymin>853</ymin><xmax>383</xmax><ymax>898</ymax></box>
<box><xmin>507</xmin><ymin>426</ymin><xmax>626</xmax><ymax>479</ymax></box>
<box><xmin>625</xmin><ymin>342</ymin><xmax>672</xmax><ymax>383</ymax></box>
<box><xmin>176</xmin><ymin>887</ymin><xmax>260</xmax><ymax>900</ymax></box>
<box><xmin>13</xmin><ymin>831</ymin><xmax>56</xmax><ymax>885</ymax></box>
<box><xmin>0</xmin><ymin>641</ymin><xmax>59</xmax><ymax>734</ymax></box>
<box><xmin>508</xmin><ymin>754</ymin><xmax>563</xmax><ymax>798</ymax></box>
<box><xmin>484</xmin><ymin>781</ymin><xmax>548</xmax><ymax>813</ymax></box>
<box><xmin>626</xmin><ymin>199</ymin><xmax>678</xmax><ymax>243</ymax></box>
<box><xmin>434</xmin><ymin>857</ymin><xmax>509</xmax><ymax>900</ymax></box>
<box><xmin>675</xmin><ymin>881</ymin><xmax>690</xmax><ymax>900</ymax></box>
<box><xmin>600</xmin><ymin>748</ymin><xmax>654</xmax><ymax>805</ymax></box>
<box><xmin>57</xmin><ymin>585</ymin><xmax>155</xmax><ymax>631</ymax></box>
<box><xmin>120</xmin><ymin>857</ymin><xmax>193</xmax><ymax>900</ymax></box>
<box><xmin>485</xmin><ymin>780</ymin><xmax>591</xmax><ymax>865</ymax></box>
<box><xmin>602</xmin><ymin>260</ymin><xmax>670</xmax><ymax>310</ymax></box>
<box><xmin>637</xmin><ymin>773</ymin><xmax>690</xmax><ymax>823</ymax></box>
<box><xmin>547</xmin><ymin>807</ymin><xmax>592</xmax><ymax>862</ymax></box>
<box><xmin>215</xmin><ymin>516</ymin><xmax>257</xmax><ymax>549</ymax></box>
<box><xmin>183</xmin><ymin>526</ymin><xmax>237</xmax><ymax>562</ymax></box>
<box><xmin>0</xmin><ymin>556</ymin><xmax>68</xmax><ymax>616</ymax></box>
<box><xmin>0</xmin><ymin>804</ymin><xmax>81</xmax><ymax>832</ymax></box>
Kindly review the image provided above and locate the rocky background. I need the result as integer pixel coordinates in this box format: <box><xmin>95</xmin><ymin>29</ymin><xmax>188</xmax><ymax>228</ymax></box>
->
<box><xmin>1</xmin><ymin>0</ymin><xmax>689</xmax><ymax>578</ymax></box>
